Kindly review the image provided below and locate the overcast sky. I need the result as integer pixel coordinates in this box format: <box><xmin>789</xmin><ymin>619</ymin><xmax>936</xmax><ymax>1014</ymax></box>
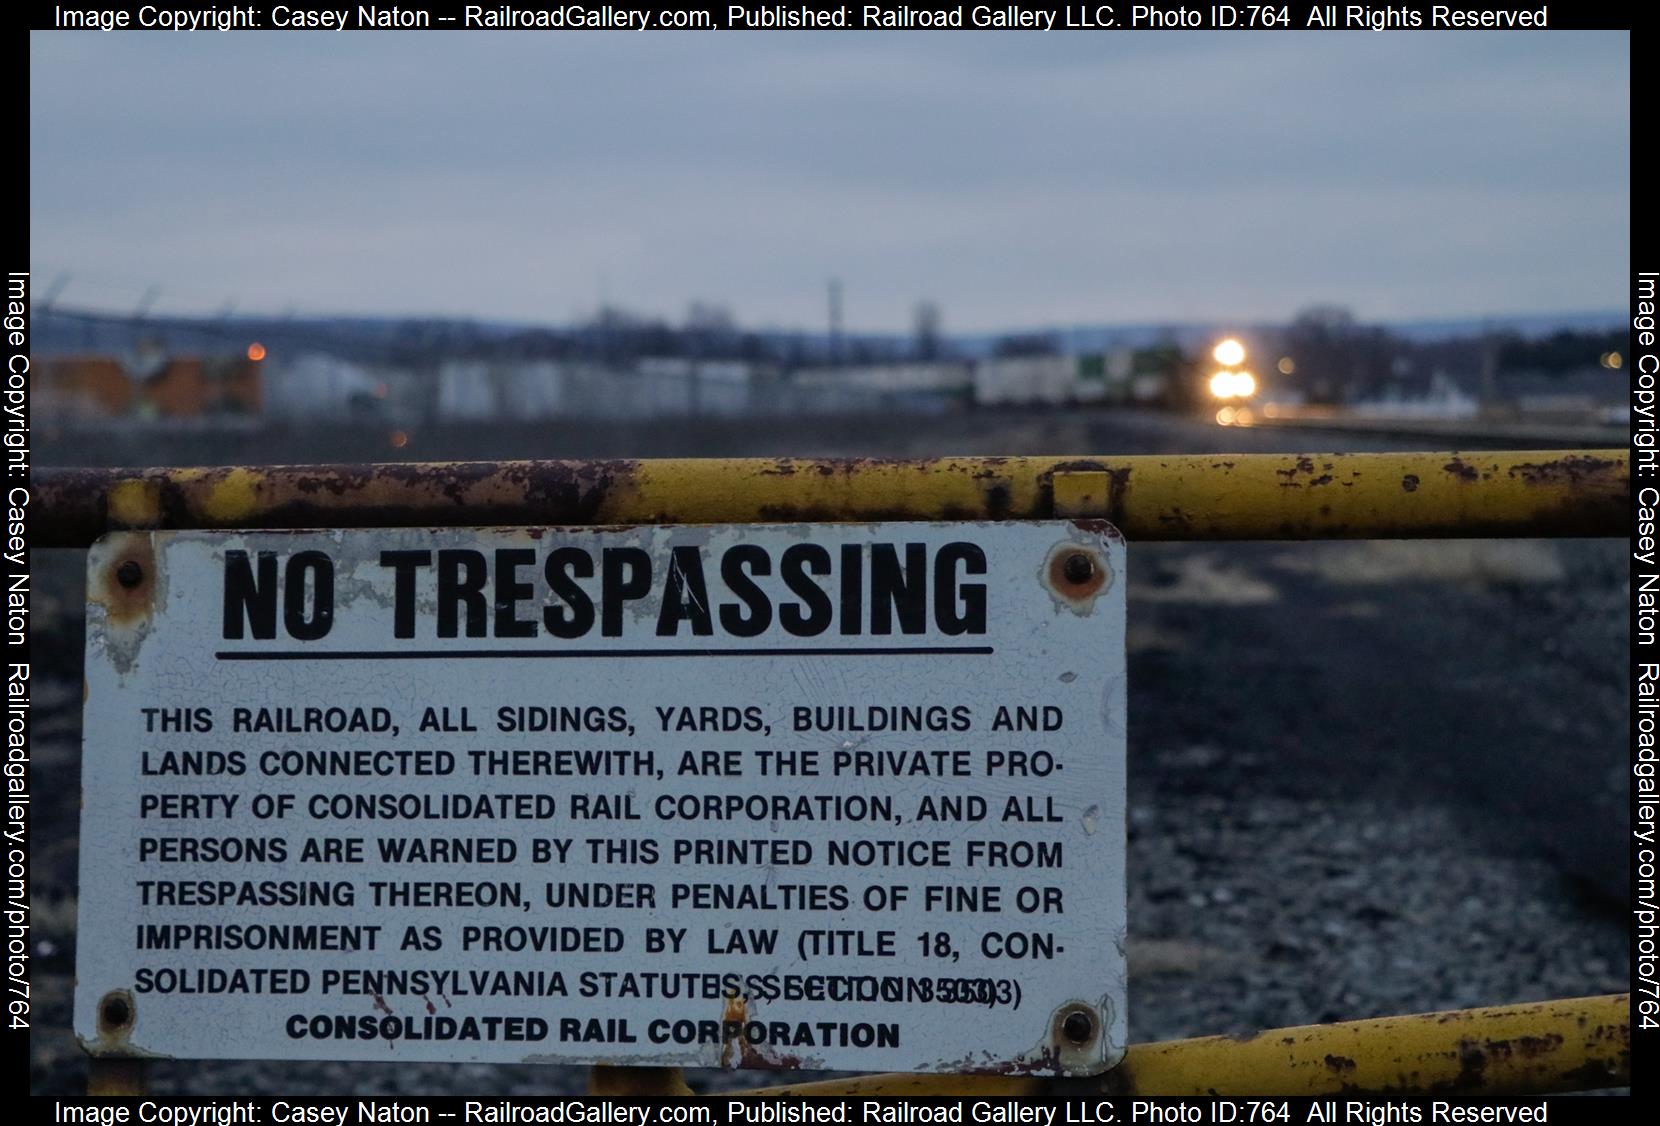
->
<box><xmin>30</xmin><ymin>31</ymin><xmax>1629</xmax><ymax>333</ymax></box>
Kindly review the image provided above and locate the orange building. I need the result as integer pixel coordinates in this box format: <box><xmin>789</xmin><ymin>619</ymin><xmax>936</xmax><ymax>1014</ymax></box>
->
<box><xmin>39</xmin><ymin>353</ymin><xmax>263</xmax><ymax>419</ymax></box>
<box><xmin>35</xmin><ymin>356</ymin><xmax>137</xmax><ymax>417</ymax></box>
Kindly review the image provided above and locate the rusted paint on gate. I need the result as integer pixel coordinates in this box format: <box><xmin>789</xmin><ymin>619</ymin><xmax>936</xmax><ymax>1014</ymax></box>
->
<box><xmin>87</xmin><ymin>1059</ymin><xmax>150</xmax><ymax>1097</ymax></box>
<box><xmin>588</xmin><ymin>1067</ymin><xmax>694</xmax><ymax>1096</ymax></box>
<box><xmin>1098</xmin><ymin>992</ymin><xmax>1630</xmax><ymax>1097</ymax></box>
<box><xmin>743</xmin><ymin>993</ymin><xmax>1630</xmax><ymax>1097</ymax></box>
<box><xmin>33</xmin><ymin>450</ymin><xmax>1628</xmax><ymax>547</ymax></box>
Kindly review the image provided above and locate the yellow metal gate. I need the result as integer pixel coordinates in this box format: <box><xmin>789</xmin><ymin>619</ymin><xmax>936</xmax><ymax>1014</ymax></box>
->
<box><xmin>36</xmin><ymin>449</ymin><xmax>1632</xmax><ymax>1098</ymax></box>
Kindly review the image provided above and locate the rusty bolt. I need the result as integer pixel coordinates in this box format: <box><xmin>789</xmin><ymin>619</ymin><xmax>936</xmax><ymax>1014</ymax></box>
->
<box><xmin>115</xmin><ymin>561</ymin><xmax>144</xmax><ymax>589</ymax></box>
<box><xmin>1062</xmin><ymin>552</ymin><xmax>1095</xmax><ymax>585</ymax></box>
<box><xmin>100</xmin><ymin>994</ymin><xmax>131</xmax><ymax>1029</ymax></box>
<box><xmin>1063</xmin><ymin>1010</ymin><xmax>1093</xmax><ymax>1044</ymax></box>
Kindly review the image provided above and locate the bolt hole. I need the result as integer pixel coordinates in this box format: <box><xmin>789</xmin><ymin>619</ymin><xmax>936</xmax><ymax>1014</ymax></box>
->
<box><xmin>1062</xmin><ymin>1010</ymin><xmax>1093</xmax><ymax>1044</ymax></box>
<box><xmin>1062</xmin><ymin>552</ymin><xmax>1095</xmax><ymax>585</ymax></box>
<box><xmin>100</xmin><ymin>994</ymin><xmax>131</xmax><ymax>1029</ymax></box>
<box><xmin>115</xmin><ymin>561</ymin><xmax>144</xmax><ymax>589</ymax></box>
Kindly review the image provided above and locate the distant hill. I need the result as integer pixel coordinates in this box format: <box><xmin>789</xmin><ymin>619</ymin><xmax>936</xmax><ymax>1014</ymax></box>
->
<box><xmin>1369</xmin><ymin>311</ymin><xmax>1628</xmax><ymax>342</ymax></box>
<box><xmin>951</xmin><ymin>311</ymin><xmax>1627</xmax><ymax>357</ymax></box>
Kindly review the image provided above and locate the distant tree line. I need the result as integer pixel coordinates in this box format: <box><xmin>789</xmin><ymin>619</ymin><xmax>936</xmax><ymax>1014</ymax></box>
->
<box><xmin>1265</xmin><ymin>305</ymin><xmax>1622</xmax><ymax>403</ymax></box>
<box><xmin>1495</xmin><ymin>328</ymin><xmax>1626</xmax><ymax>374</ymax></box>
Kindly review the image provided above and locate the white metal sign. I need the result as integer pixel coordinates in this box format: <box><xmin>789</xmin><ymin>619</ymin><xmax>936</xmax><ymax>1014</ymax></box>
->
<box><xmin>76</xmin><ymin>522</ymin><xmax>1127</xmax><ymax>1074</ymax></box>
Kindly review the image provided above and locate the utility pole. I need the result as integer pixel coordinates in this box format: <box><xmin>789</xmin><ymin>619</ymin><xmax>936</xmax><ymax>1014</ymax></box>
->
<box><xmin>1479</xmin><ymin>322</ymin><xmax>1498</xmax><ymax>415</ymax></box>
<box><xmin>133</xmin><ymin>285</ymin><xmax>161</xmax><ymax>322</ymax></box>
<box><xmin>828</xmin><ymin>278</ymin><xmax>843</xmax><ymax>367</ymax></box>
<box><xmin>914</xmin><ymin>300</ymin><xmax>941</xmax><ymax>361</ymax></box>
<box><xmin>41</xmin><ymin>273</ymin><xmax>70</xmax><ymax>315</ymax></box>
<box><xmin>132</xmin><ymin>284</ymin><xmax>163</xmax><ymax>357</ymax></box>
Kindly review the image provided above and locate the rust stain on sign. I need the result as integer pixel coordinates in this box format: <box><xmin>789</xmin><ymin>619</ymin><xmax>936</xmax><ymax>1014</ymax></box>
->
<box><xmin>87</xmin><ymin>533</ymin><xmax>157</xmax><ymax>629</ymax></box>
<box><xmin>77</xmin><ymin>521</ymin><xmax>1129</xmax><ymax>1074</ymax></box>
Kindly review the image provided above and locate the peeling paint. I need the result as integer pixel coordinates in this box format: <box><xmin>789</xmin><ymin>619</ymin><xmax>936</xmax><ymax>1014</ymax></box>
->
<box><xmin>34</xmin><ymin>450</ymin><xmax>1629</xmax><ymax>546</ymax></box>
<box><xmin>86</xmin><ymin>533</ymin><xmax>166</xmax><ymax>675</ymax></box>
<box><xmin>749</xmin><ymin>993</ymin><xmax>1629</xmax><ymax>1097</ymax></box>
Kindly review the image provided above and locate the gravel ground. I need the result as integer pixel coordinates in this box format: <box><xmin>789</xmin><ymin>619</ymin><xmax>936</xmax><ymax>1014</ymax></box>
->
<box><xmin>27</xmin><ymin>408</ymin><xmax>1630</xmax><ymax>1095</ymax></box>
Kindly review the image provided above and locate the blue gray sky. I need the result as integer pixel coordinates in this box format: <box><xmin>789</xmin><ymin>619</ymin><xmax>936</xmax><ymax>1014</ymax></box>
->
<box><xmin>30</xmin><ymin>31</ymin><xmax>1629</xmax><ymax>333</ymax></box>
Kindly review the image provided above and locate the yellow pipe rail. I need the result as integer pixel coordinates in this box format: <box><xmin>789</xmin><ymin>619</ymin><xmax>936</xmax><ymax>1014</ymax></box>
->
<box><xmin>745</xmin><ymin>993</ymin><xmax>1630</xmax><ymax>1097</ymax></box>
<box><xmin>33</xmin><ymin>450</ymin><xmax>1627</xmax><ymax>547</ymax></box>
